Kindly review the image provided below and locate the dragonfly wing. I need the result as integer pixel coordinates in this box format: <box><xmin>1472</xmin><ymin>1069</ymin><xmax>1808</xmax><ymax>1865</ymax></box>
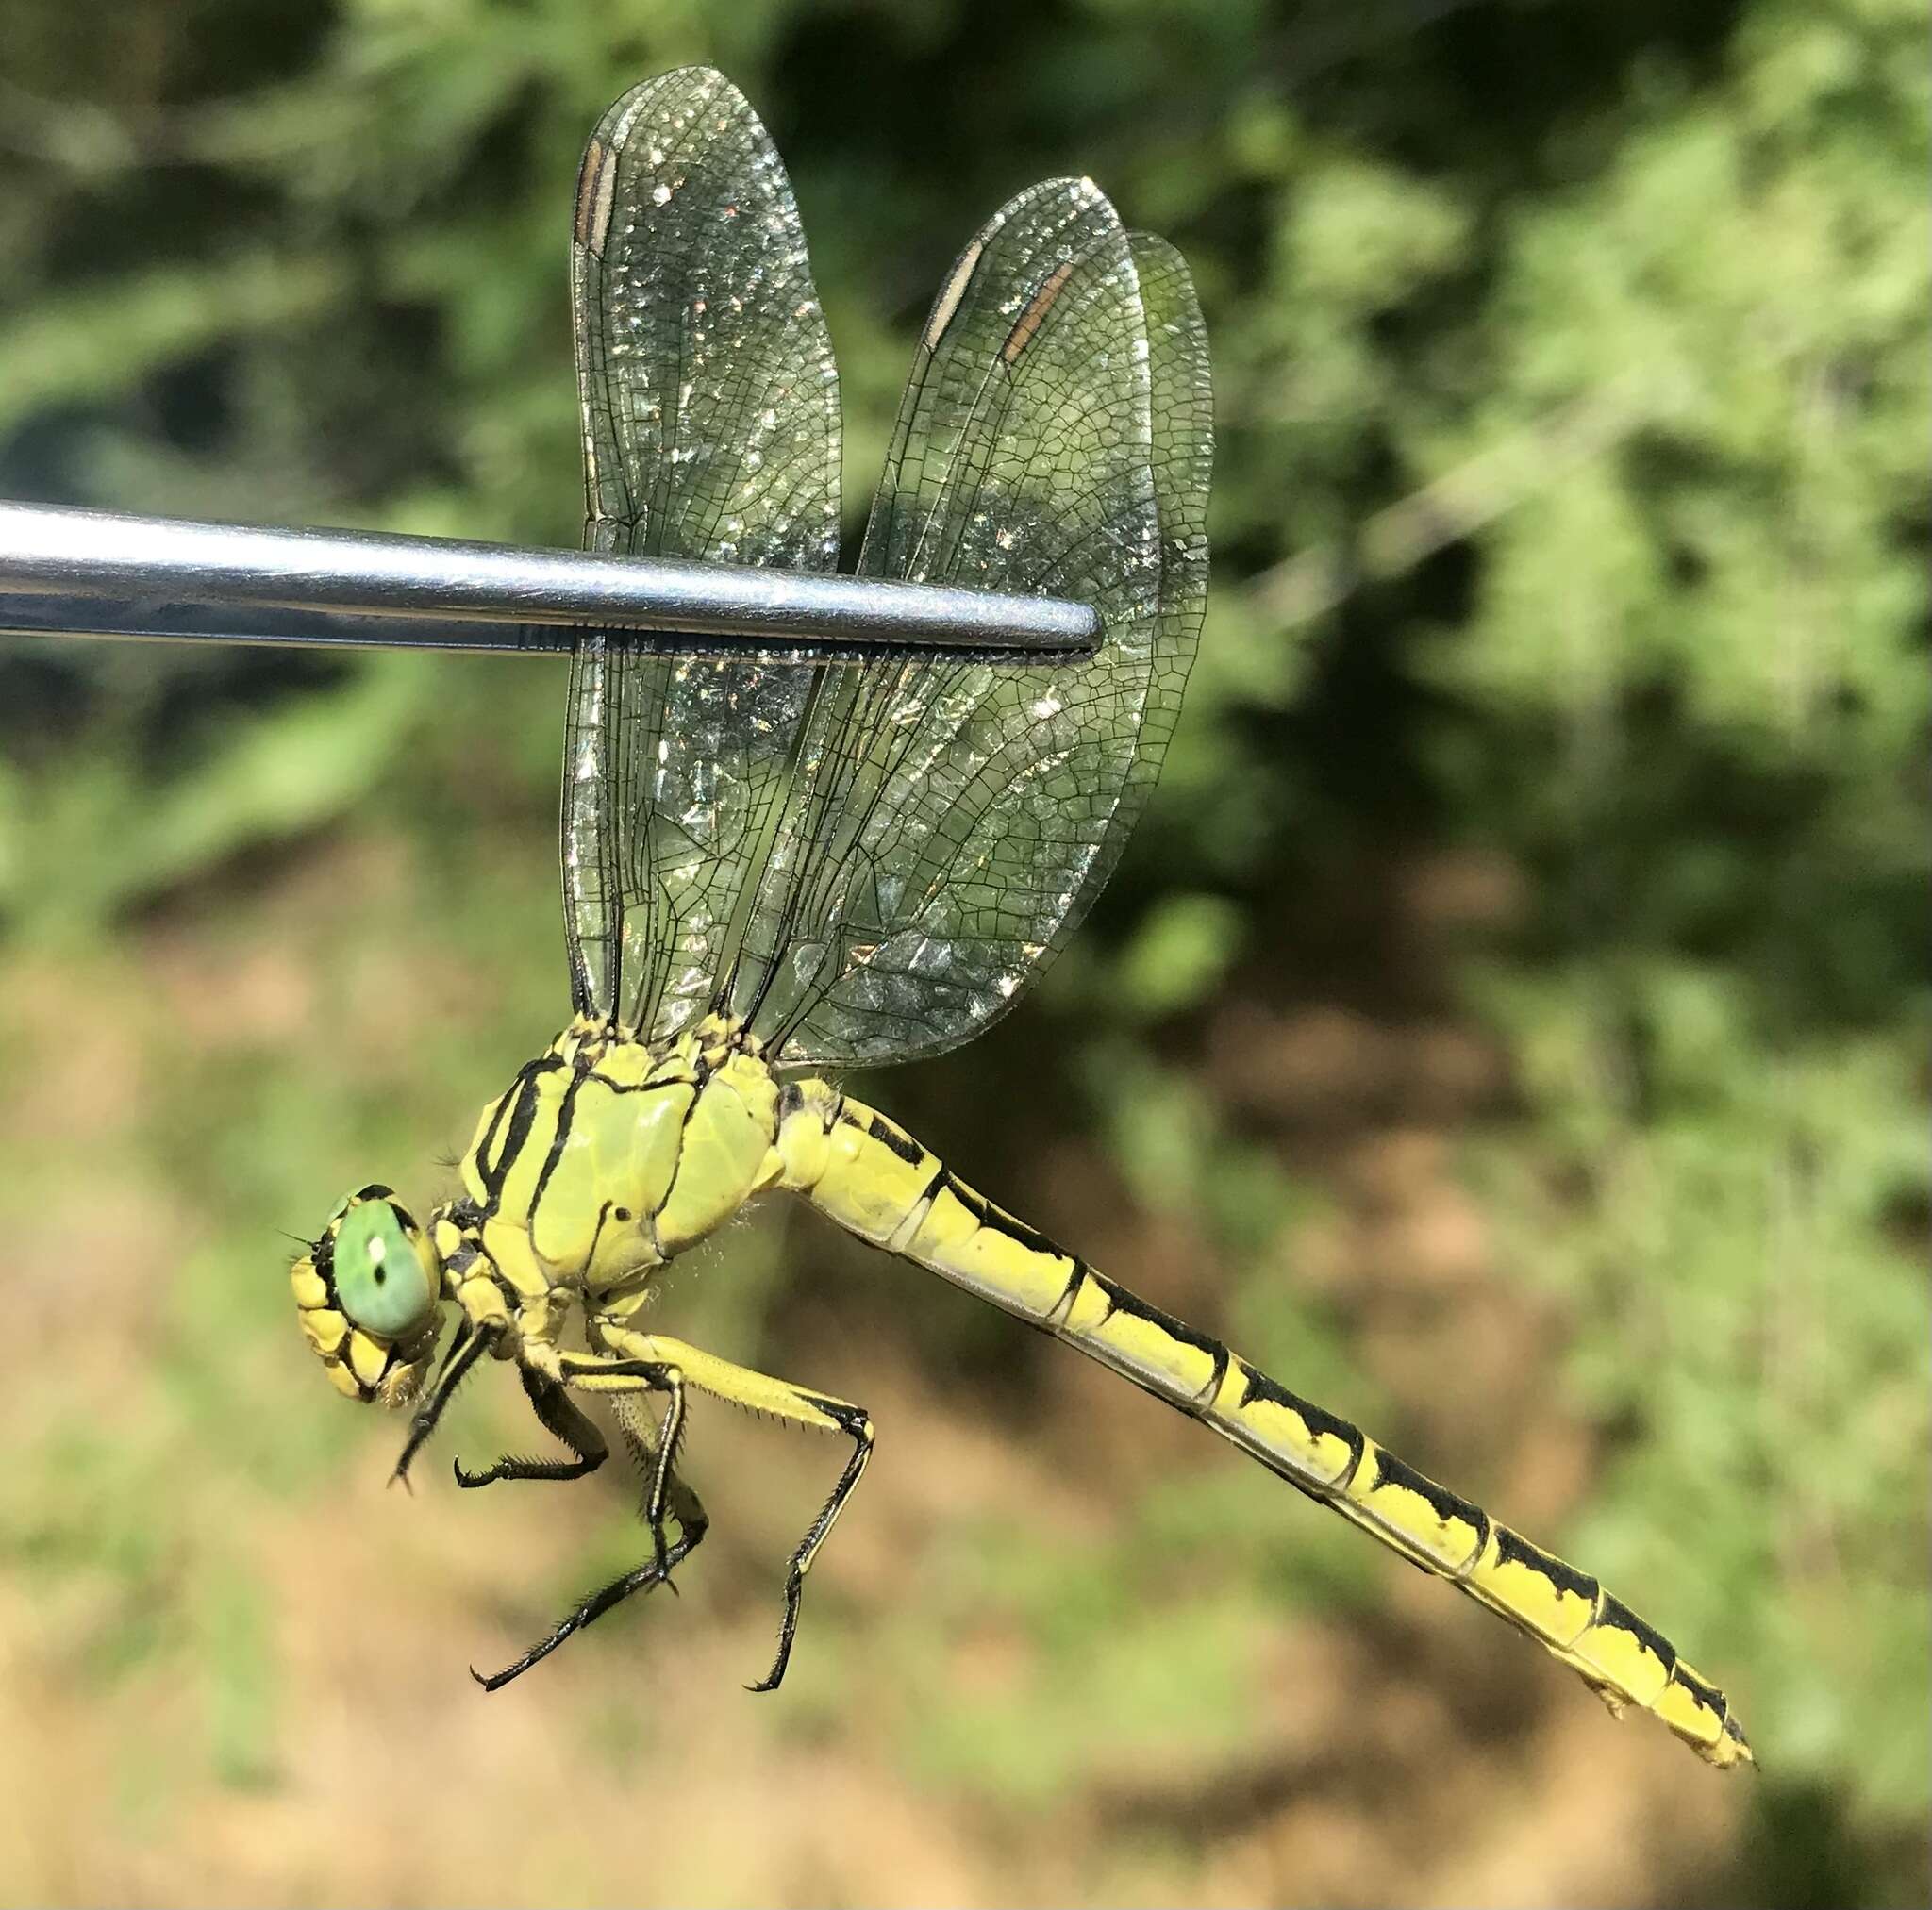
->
<box><xmin>562</xmin><ymin>67</ymin><xmax>840</xmax><ymax>1033</ymax></box>
<box><xmin>1058</xmin><ymin>229</ymin><xmax>1212</xmax><ymax>934</ymax></box>
<box><xmin>736</xmin><ymin>183</ymin><xmax>1212</xmax><ymax>1068</ymax></box>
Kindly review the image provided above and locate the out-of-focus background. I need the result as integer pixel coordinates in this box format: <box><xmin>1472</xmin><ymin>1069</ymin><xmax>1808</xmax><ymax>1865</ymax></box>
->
<box><xmin>0</xmin><ymin>2</ymin><xmax>1924</xmax><ymax>1903</ymax></box>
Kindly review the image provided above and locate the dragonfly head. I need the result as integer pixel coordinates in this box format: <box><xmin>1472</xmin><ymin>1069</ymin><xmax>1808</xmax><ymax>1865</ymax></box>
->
<box><xmin>291</xmin><ymin>1185</ymin><xmax>445</xmax><ymax>1407</ymax></box>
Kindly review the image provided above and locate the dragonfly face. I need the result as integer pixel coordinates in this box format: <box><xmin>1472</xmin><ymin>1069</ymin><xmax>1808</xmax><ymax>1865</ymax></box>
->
<box><xmin>291</xmin><ymin>1185</ymin><xmax>445</xmax><ymax>1406</ymax></box>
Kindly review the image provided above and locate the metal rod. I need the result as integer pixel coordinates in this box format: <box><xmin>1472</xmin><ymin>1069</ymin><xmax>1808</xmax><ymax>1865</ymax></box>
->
<box><xmin>0</xmin><ymin>501</ymin><xmax>1100</xmax><ymax>659</ymax></box>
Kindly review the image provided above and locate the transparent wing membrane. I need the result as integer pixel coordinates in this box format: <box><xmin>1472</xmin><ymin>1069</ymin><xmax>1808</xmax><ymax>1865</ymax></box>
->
<box><xmin>1068</xmin><ymin>232</ymin><xmax>1212</xmax><ymax>929</ymax></box>
<box><xmin>735</xmin><ymin>183</ymin><xmax>1181</xmax><ymax>1067</ymax></box>
<box><xmin>562</xmin><ymin>68</ymin><xmax>841</xmax><ymax>1030</ymax></box>
<box><xmin>563</xmin><ymin>74</ymin><xmax>1212</xmax><ymax>1067</ymax></box>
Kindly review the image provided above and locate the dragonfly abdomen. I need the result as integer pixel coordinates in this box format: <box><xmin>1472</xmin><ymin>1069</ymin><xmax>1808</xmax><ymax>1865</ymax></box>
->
<box><xmin>777</xmin><ymin>1083</ymin><xmax>1751</xmax><ymax>1770</ymax></box>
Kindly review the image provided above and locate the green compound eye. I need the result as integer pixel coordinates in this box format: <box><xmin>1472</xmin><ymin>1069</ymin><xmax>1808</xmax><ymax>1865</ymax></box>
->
<box><xmin>330</xmin><ymin>1199</ymin><xmax>437</xmax><ymax>1339</ymax></box>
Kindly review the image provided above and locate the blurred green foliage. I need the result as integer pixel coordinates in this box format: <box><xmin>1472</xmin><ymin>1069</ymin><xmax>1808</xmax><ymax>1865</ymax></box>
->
<box><xmin>0</xmin><ymin>0</ymin><xmax>1924</xmax><ymax>1902</ymax></box>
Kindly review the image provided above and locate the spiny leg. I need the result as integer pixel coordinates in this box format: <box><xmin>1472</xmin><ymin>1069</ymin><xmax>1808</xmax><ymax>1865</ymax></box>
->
<box><xmin>391</xmin><ymin>1319</ymin><xmax>501</xmax><ymax>1489</ymax></box>
<box><xmin>555</xmin><ymin>1354</ymin><xmax>689</xmax><ymax>1579</ymax></box>
<box><xmin>550</xmin><ymin>1355</ymin><xmax>690</xmax><ymax>1567</ymax></box>
<box><xmin>454</xmin><ymin>1362</ymin><xmax>609</xmax><ymax>1488</ymax></box>
<box><xmin>560</xmin><ymin>1334</ymin><xmax>874</xmax><ymax>1693</ymax></box>
<box><xmin>471</xmin><ymin>1381</ymin><xmax>708</xmax><ymax>1693</ymax></box>
<box><xmin>751</xmin><ymin>1395</ymin><xmax>873</xmax><ymax>1694</ymax></box>
<box><xmin>615</xmin><ymin>1392</ymin><xmax>707</xmax><ymax>1591</ymax></box>
<box><xmin>470</xmin><ymin>1506</ymin><xmax>707</xmax><ymax>1692</ymax></box>
<box><xmin>638</xmin><ymin>1370</ymin><xmax>686</xmax><ymax>1577</ymax></box>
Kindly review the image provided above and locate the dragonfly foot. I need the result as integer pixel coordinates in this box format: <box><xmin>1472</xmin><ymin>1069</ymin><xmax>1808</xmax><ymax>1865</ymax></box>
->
<box><xmin>469</xmin><ymin>1511</ymin><xmax>707</xmax><ymax>1692</ymax></box>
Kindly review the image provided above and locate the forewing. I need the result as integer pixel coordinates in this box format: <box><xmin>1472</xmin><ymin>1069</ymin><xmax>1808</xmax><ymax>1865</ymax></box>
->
<box><xmin>730</xmin><ymin>180</ymin><xmax>1211</xmax><ymax>1069</ymax></box>
<box><xmin>561</xmin><ymin>67</ymin><xmax>840</xmax><ymax>1032</ymax></box>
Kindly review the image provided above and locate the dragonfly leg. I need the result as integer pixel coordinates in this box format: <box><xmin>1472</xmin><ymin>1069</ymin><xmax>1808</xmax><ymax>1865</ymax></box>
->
<box><xmin>639</xmin><ymin>1369</ymin><xmax>686</xmax><ymax>1576</ymax></box>
<box><xmin>751</xmin><ymin>1403</ymin><xmax>872</xmax><ymax>1695</ymax></box>
<box><xmin>561</xmin><ymin>1334</ymin><xmax>874</xmax><ymax>1693</ymax></box>
<box><xmin>611</xmin><ymin>1392</ymin><xmax>711</xmax><ymax>1585</ymax></box>
<box><xmin>469</xmin><ymin>1490</ymin><xmax>708</xmax><ymax>1692</ymax></box>
<box><xmin>454</xmin><ymin>1362</ymin><xmax>609</xmax><ymax>1488</ymax></box>
<box><xmin>469</xmin><ymin>1383</ymin><xmax>708</xmax><ymax>1694</ymax></box>
<box><xmin>391</xmin><ymin>1319</ymin><xmax>501</xmax><ymax>1489</ymax></box>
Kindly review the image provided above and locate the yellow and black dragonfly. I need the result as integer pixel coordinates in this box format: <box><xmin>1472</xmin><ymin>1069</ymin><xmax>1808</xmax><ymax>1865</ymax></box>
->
<box><xmin>290</xmin><ymin>65</ymin><xmax>1748</xmax><ymax>1768</ymax></box>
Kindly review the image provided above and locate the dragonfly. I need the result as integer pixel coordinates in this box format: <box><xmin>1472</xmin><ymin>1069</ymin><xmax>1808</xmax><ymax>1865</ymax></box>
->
<box><xmin>289</xmin><ymin>65</ymin><xmax>1749</xmax><ymax>1769</ymax></box>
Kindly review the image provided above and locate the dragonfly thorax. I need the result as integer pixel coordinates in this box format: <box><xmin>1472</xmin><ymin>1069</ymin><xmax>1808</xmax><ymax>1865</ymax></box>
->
<box><xmin>290</xmin><ymin>1018</ymin><xmax>792</xmax><ymax>1411</ymax></box>
<box><xmin>455</xmin><ymin>1014</ymin><xmax>787</xmax><ymax>1304</ymax></box>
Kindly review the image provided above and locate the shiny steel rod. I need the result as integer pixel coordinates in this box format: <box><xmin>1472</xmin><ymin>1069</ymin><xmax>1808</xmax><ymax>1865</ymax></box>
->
<box><xmin>0</xmin><ymin>501</ymin><xmax>1100</xmax><ymax>659</ymax></box>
